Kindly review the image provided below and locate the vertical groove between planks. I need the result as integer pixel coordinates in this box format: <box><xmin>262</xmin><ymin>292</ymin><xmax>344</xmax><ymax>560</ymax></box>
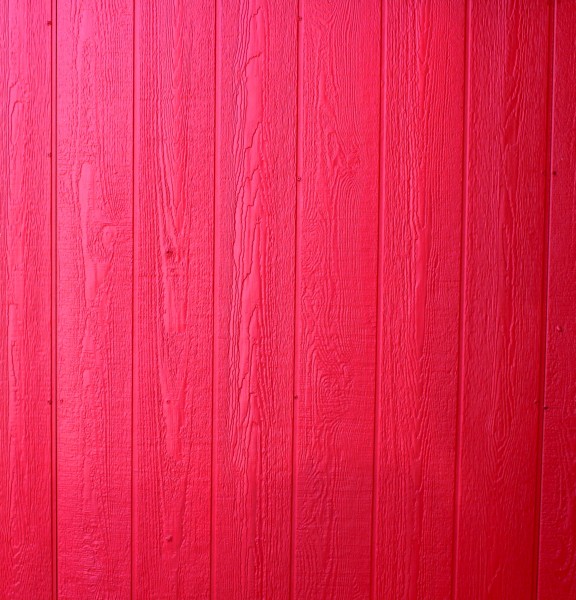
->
<box><xmin>289</xmin><ymin>1</ymin><xmax>303</xmax><ymax>597</ymax></box>
<box><xmin>210</xmin><ymin>0</ymin><xmax>220</xmax><ymax>597</ymax></box>
<box><xmin>50</xmin><ymin>0</ymin><xmax>58</xmax><ymax>595</ymax></box>
<box><xmin>451</xmin><ymin>1</ymin><xmax>471</xmax><ymax>597</ymax></box>
<box><xmin>369</xmin><ymin>0</ymin><xmax>385</xmax><ymax>597</ymax></box>
<box><xmin>533</xmin><ymin>3</ymin><xmax>557</xmax><ymax>598</ymax></box>
<box><xmin>131</xmin><ymin>0</ymin><xmax>136</xmax><ymax>594</ymax></box>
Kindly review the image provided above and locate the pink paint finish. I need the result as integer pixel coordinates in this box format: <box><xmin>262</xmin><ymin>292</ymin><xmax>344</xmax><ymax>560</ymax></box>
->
<box><xmin>213</xmin><ymin>1</ymin><xmax>296</xmax><ymax>598</ymax></box>
<box><xmin>0</xmin><ymin>0</ymin><xmax>52</xmax><ymax>597</ymax></box>
<box><xmin>56</xmin><ymin>0</ymin><xmax>133</xmax><ymax>596</ymax></box>
<box><xmin>374</xmin><ymin>2</ymin><xmax>465</xmax><ymax>597</ymax></box>
<box><xmin>134</xmin><ymin>1</ymin><xmax>214</xmax><ymax>597</ymax></box>
<box><xmin>0</xmin><ymin>1</ymin><xmax>574</xmax><ymax>598</ymax></box>
<box><xmin>538</xmin><ymin>2</ymin><xmax>576</xmax><ymax>597</ymax></box>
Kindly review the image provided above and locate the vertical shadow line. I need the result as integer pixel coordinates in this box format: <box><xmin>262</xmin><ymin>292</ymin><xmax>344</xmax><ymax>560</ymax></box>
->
<box><xmin>210</xmin><ymin>0</ymin><xmax>220</xmax><ymax>597</ymax></box>
<box><xmin>131</xmin><ymin>0</ymin><xmax>137</xmax><ymax>595</ymax></box>
<box><xmin>289</xmin><ymin>1</ymin><xmax>302</xmax><ymax>598</ymax></box>
<box><xmin>369</xmin><ymin>0</ymin><xmax>385</xmax><ymax>597</ymax></box>
<box><xmin>533</xmin><ymin>2</ymin><xmax>557</xmax><ymax>598</ymax></box>
<box><xmin>451</xmin><ymin>0</ymin><xmax>471</xmax><ymax>597</ymax></box>
<box><xmin>50</xmin><ymin>0</ymin><xmax>58</xmax><ymax>595</ymax></box>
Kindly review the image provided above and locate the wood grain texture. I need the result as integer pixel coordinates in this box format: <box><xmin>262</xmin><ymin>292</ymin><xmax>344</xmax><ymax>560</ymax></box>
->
<box><xmin>292</xmin><ymin>1</ymin><xmax>380</xmax><ymax>598</ymax></box>
<box><xmin>0</xmin><ymin>0</ymin><xmax>53</xmax><ymax>596</ymax></box>
<box><xmin>3</xmin><ymin>3</ymin><xmax>576</xmax><ymax>597</ymax></box>
<box><xmin>373</xmin><ymin>2</ymin><xmax>465</xmax><ymax>598</ymax></box>
<box><xmin>538</xmin><ymin>2</ymin><xmax>576</xmax><ymax>597</ymax></box>
<box><xmin>133</xmin><ymin>1</ymin><xmax>214</xmax><ymax>597</ymax></box>
<box><xmin>56</xmin><ymin>0</ymin><xmax>133</xmax><ymax>596</ymax></box>
<box><xmin>212</xmin><ymin>1</ymin><xmax>296</xmax><ymax>598</ymax></box>
<box><xmin>454</xmin><ymin>1</ymin><xmax>550</xmax><ymax>598</ymax></box>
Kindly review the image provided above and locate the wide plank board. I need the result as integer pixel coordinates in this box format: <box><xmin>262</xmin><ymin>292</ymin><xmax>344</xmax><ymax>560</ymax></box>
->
<box><xmin>292</xmin><ymin>1</ymin><xmax>380</xmax><ymax>597</ymax></box>
<box><xmin>56</xmin><ymin>0</ymin><xmax>133</xmax><ymax>596</ymax></box>
<box><xmin>454</xmin><ymin>2</ymin><xmax>550</xmax><ymax>597</ymax></box>
<box><xmin>373</xmin><ymin>1</ymin><xmax>465</xmax><ymax>598</ymax></box>
<box><xmin>0</xmin><ymin>0</ymin><xmax>53</xmax><ymax>596</ymax></box>
<box><xmin>212</xmin><ymin>0</ymin><xmax>297</xmax><ymax>598</ymax></box>
<box><xmin>133</xmin><ymin>1</ymin><xmax>214</xmax><ymax>597</ymax></box>
<box><xmin>538</xmin><ymin>1</ymin><xmax>576</xmax><ymax>597</ymax></box>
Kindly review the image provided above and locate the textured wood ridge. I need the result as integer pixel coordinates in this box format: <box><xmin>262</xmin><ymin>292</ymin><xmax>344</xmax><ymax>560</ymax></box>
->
<box><xmin>0</xmin><ymin>1</ymin><xmax>574</xmax><ymax>598</ymax></box>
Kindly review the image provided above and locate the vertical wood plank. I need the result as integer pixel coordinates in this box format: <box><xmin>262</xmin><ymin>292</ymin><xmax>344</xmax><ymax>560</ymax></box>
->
<box><xmin>454</xmin><ymin>1</ymin><xmax>550</xmax><ymax>597</ymax></box>
<box><xmin>133</xmin><ymin>1</ymin><xmax>214</xmax><ymax>597</ymax></box>
<box><xmin>56</xmin><ymin>0</ymin><xmax>133</xmax><ymax>596</ymax></box>
<box><xmin>293</xmin><ymin>1</ymin><xmax>380</xmax><ymax>597</ymax></box>
<box><xmin>213</xmin><ymin>0</ymin><xmax>296</xmax><ymax>598</ymax></box>
<box><xmin>0</xmin><ymin>0</ymin><xmax>53</xmax><ymax>596</ymax></box>
<box><xmin>373</xmin><ymin>2</ymin><xmax>465</xmax><ymax>598</ymax></box>
<box><xmin>538</xmin><ymin>2</ymin><xmax>576</xmax><ymax>597</ymax></box>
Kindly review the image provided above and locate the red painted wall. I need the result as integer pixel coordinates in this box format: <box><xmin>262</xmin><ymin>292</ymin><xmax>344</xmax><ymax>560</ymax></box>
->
<box><xmin>1</xmin><ymin>1</ymin><xmax>574</xmax><ymax>598</ymax></box>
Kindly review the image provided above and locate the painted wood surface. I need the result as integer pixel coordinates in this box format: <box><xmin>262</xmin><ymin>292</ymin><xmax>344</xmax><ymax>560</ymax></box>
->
<box><xmin>213</xmin><ymin>1</ymin><xmax>296</xmax><ymax>598</ymax></box>
<box><xmin>133</xmin><ymin>2</ymin><xmax>214</xmax><ymax>598</ymax></box>
<box><xmin>0</xmin><ymin>0</ymin><xmax>52</xmax><ymax>597</ymax></box>
<box><xmin>0</xmin><ymin>1</ymin><xmax>575</xmax><ymax>598</ymax></box>
<box><xmin>538</xmin><ymin>1</ymin><xmax>576</xmax><ymax>598</ymax></box>
<box><xmin>373</xmin><ymin>2</ymin><xmax>465</xmax><ymax>598</ymax></box>
<box><xmin>454</xmin><ymin>2</ymin><xmax>551</xmax><ymax>598</ymax></box>
<box><xmin>56</xmin><ymin>0</ymin><xmax>133</xmax><ymax>597</ymax></box>
<box><xmin>292</xmin><ymin>2</ymin><xmax>380</xmax><ymax>598</ymax></box>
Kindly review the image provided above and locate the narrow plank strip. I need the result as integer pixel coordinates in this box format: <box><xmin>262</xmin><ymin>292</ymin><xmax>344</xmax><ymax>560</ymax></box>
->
<box><xmin>133</xmin><ymin>1</ymin><xmax>214</xmax><ymax>597</ymax></box>
<box><xmin>455</xmin><ymin>1</ymin><xmax>550</xmax><ymax>597</ymax></box>
<box><xmin>0</xmin><ymin>0</ymin><xmax>7</xmax><ymax>580</ymax></box>
<box><xmin>538</xmin><ymin>2</ymin><xmax>576</xmax><ymax>597</ymax></box>
<box><xmin>0</xmin><ymin>0</ymin><xmax>53</xmax><ymax>596</ymax></box>
<box><xmin>293</xmin><ymin>1</ymin><xmax>380</xmax><ymax>597</ymax></box>
<box><xmin>51</xmin><ymin>0</ymin><xmax>58</xmax><ymax>594</ymax></box>
<box><xmin>373</xmin><ymin>2</ymin><xmax>465</xmax><ymax>597</ymax></box>
<box><xmin>56</xmin><ymin>0</ymin><xmax>133</xmax><ymax>595</ymax></box>
<box><xmin>213</xmin><ymin>0</ymin><xmax>297</xmax><ymax>597</ymax></box>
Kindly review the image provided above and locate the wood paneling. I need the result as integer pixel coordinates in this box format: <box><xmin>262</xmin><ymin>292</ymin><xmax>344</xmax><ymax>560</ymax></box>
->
<box><xmin>373</xmin><ymin>2</ymin><xmax>465</xmax><ymax>598</ymax></box>
<box><xmin>56</xmin><ymin>0</ymin><xmax>133</xmax><ymax>596</ymax></box>
<box><xmin>454</xmin><ymin>1</ymin><xmax>551</xmax><ymax>597</ymax></box>
<box><xmin>0</xmin><ymin>2</ymin><xmax>573</xmax><ymax>598</ymax></box>
<box><xmin>213</xmin><ymin>0</ymin><xmax>296</xmax><ymax>598</ymax></box>
<box><xmin>0</xmin><ymin>0</ymin><xmax>52</xmax><ymax>596</ymax></box>
<box><xmin>133</xmin><ymin>2</ymin><xmax>215</xmax><ymax>598</ymax></box>
<box><xmin>292</xmin><ymin>2</ymin><xmax>381</xmax><ymax>597</ymax></box>
<box><xmin>538</xmin><ymin>2</ymin><xmax>576</xmax><ymax>597</ymax></box>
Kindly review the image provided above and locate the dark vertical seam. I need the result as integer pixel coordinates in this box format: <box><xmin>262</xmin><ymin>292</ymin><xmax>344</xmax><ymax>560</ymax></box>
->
<box><xmin>50</xmin><ymin>0</ymin><xmax>58</xmax><ymax>595</ymax></box>
<box><xmin>2</xmin><ymin>0</ymin><xmax>8</xmax><ymax>580</ymax></box>
<box><xmin>130</xmin><ymin>0</ymin><xmax>136</xmax><ymax>595</ymax></box>
<box><xmin>533</xmin><ymin>2</ymin><xmax>556</xmax><ymax>598</ymax></box>
<box><xmin>369</xmin><ymin>0</ymin><xmax>385</xmax><ymax>597</ymax></box>
<box><xmin>288</xmin><ymin>2</ymin><xmax>302</xmax><ymax>598</ymax></box>
<box><xmin>451</xmin><ymin>1</ymin><xmax>471</xmax><ymax>598</ymax></box>
<box><xmin>210</xmin><ymin>0</ymin><xmax>219</xmax><ymax>597</ymax></box>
